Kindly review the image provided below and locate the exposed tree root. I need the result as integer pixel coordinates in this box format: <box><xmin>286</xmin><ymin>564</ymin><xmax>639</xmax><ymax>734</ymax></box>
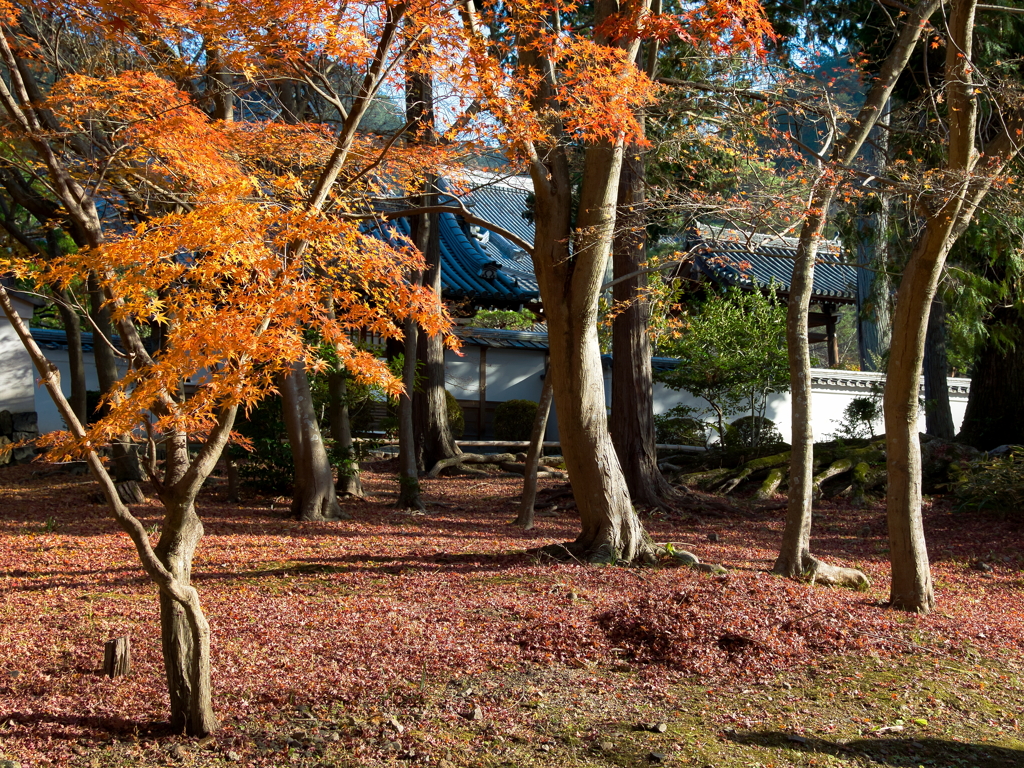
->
<box><xmin>754</xmin><ymin>467</ymin><xmax>785</xmax><ymax>499</ymax></box>
<box><xmin>774</xmin><ymin>554</ymin><xmax>870</xmax><ymax>590</ymax></box>
<box><xmin>812</xmin><ymin>458</ymin><xmax>854</xmax><ymax>498</ymax></box>
<box><xmin>427</xmin><ymin>453</ymin><xmax>518</xmax><ymax>478</ymax></box>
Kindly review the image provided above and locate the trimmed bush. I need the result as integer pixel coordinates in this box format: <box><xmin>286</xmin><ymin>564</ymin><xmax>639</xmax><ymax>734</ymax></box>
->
<box><xmin>445</xmin><ymin>389</ymin><xmax>465</xmax><ymax>439</ymax></box>
<box><xmin>726</xmin><ymin>415</ymin><xmax>784</xmax><ymax>451</ymax></box>
<box><xmin>494</xmin><ymin>399</ymin><xmax>538</xmax><ymax>441</ymax></box>
<box><xmin>953</xmin><ymin>448</ymin><xmax>1024</xmax><ymax>517</ymax></box>
<box><xmin>654</xmin><ymin>405</ymin><xmax>708</xmax><ymax>446</ymax></box>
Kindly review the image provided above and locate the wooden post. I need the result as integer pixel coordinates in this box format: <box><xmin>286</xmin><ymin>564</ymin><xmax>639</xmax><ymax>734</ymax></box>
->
<box><xmin>226</xmin><ymin>458</ymin><xmax>240</xmax><ymax>502</ymax></box>
<box><xmin>103</xmin><ymin>636</ymin><xmax>131</xmax><ymax>678</ymax></box>
<box><xmin>825</xmin><ymin>304</ymin><xmax>839</xmax><ymax>367</ymax></box>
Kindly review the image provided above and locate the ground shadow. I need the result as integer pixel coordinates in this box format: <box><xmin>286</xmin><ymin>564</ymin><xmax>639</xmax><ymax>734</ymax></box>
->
<box><xmin>0</xmin><ymin>710</ymin><xmax>178</xmax><ymax>741</ymax></box>
<box><xmin>728</xmin><ymin>729</ymin><xmax>1024</xmax><ymax>768</ymax></box>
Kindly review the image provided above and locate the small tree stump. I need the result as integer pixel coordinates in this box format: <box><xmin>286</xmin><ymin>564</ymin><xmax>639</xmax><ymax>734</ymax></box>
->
<box><xmin>103</xmin><ymin>636</ymin><xmax>131</xmax><ymax>678</ymax></box>
<box><xmin>226</xmin><ymin>459</ymin><xmax>240</xmax><ymax>502</ymax></box>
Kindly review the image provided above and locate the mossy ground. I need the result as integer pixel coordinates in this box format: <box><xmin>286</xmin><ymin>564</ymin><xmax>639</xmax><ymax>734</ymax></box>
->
<box><xmin>12</xmin><ymin>645</ymin><xmax>1019</xmax><ymax>768</ymax></box>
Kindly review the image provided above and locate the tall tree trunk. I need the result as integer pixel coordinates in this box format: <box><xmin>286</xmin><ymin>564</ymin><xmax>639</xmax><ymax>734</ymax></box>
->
<box><xmin>280</xmin><ymin>363</ymin><xmax>342</xmax><ymax>521</ymax></box>
<box><xmin>414</xmin><ymin>240</ymin><xmax>460</xmax><ymax>470</ymax></box>
<box><xmin>54</xmin><ymin>287</ymin><xmax>87</xmax><ymax>426</ymax></box>
<box><xmin>774</xmin><ymin>187</ymin><xmax>834</xmax><ymax>578</ymax></box>
<box><xmin>923</xmin><ymin>295</ymin><xmax>955</xmax><ymax>439</ymax></box>
<box><xmin>529</xmin><ymin>141</ymin><xmax>652</xmax><ymax>563</ymax></box>
<box><xmin>88</xmin><ymin>273</ymin><xmax>145</xmax><ymax>501</ymax></box>
<box><xmin>514</xmin><ymin>375</ymin><xmax>553</xmax><ymax>530</ymax></box>
<box><xmin>329</xmin><ymin>371</ymin><xmax>364</xmax><ymax>497</ymax></box>
<box><xmin>406</xmin><ymin>40</ymin><xmax>460</xmax><ymax>472</ymax></box>
<box><xmin>958</xmin><ymin>307</ymin><xmax>1024</xmax><ymax>448</ymax></box>
<box><xmin>856</xmin><ymin>104</ymin><xmax>892</xmax><ymax>372</ymax></box>
<box><xmin>610</xmin><ymin>141</ymin><xmax>675</xmax><ymax>507</ymax></box>
<box><xmin>517</xmin><ymin>0</ymin><xmax>653</xmax><ymax>563</ymax></box>
<box><xmin>398</xmin><ymin>317</ymin><xmax>423</xmax><ymax>510</ymax></box>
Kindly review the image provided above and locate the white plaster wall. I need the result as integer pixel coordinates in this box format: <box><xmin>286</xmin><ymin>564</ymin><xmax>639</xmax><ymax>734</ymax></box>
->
<box><xmin>652</xmin><ymin>369</ymin><xmax>972</xmax><ymax>444</ymax></box>
<box><xmin>32</xmin><ymin>348</ymin><xmax>130</xmax><ymax>434</ymax></box>
<box><xmin>445</xmin><ymin>346</ymin><xmax>481</xmax><ymax>399</ymax></box>
<box><xmin>0</xmin><ymin>298</ymin><xmax>37</xmax><ymax>414</ymax></box>
<box><xmin>485</xmin><ymin>348</ymin><xmax>545</xmax><ymax>401</ymax></box>
<box><xmin>454</xmin><ymin>351</ymin><xmax>975</xmax><ymax>444</ymax></box>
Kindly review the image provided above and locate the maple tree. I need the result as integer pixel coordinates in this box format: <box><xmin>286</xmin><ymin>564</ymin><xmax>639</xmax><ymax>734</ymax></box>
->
<box><xmin>436</xmin><ymin>0</ymin><xmax>774</xmax><ymax>562</ymax></box>
<box><xmin>0</xmin><ymin>0</ymin><xmax>464</xmax><ymax>733</ymax></box>
<box><xmin>751</xmin><ymin>0</ymin><xmax>944</xmax><ymax>593</ymax></box>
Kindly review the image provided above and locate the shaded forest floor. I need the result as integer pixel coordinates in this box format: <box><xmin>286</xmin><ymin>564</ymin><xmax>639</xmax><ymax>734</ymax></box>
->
<box><xmin>1</xmin><ymin>459</ymin><xmax>1022</xmax><ymax>768</ymax></box>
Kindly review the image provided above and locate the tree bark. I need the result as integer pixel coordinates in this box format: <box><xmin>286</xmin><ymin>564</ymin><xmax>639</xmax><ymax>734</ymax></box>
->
<box><xmin>923</xmin><ymin>295</ymin><xmax>955</xmax><ymax>439</ymax></box>
<box><xmin>280</xmin><ymin>362</ymin><xmax>342</xmax><ymax>521</ymax></box>
<box><xmin>329</xmin><ymin>372</ymin><xmax>364</xmax><ymax>497</ymax></box>
<box><xmin>414</xmin><ymin>254</ymin><xmax>461</xmax><ymax>470</ymax></box>
<box><xmin>515</xmin><ymin>0</ymin><xmax>654</xmax><ymax>563</ymax></box>
<box><xmin>959</xmin><ymin>306</ymin><xmax>1024</xmax><ymax>449</ymax></box>
<box><xmin>398</xmin><ymin>317</ymin><xmax>424</xmax><ymax>510</ymax></box>
<box><xmin>155</xmin><ymin>498</ymin><xmax>217</xmax><ymax>735</ymax></box>
<box><xmin>514</xmin><ymin>375</ymin><xmax>553</xmax><ymax>530</ymax></box>
<box><xmin>88</xmin><ymin>274</ymin><xmax>145</xmax><ymax>500</ymax></box>
<box><xmin>774</xmin><ymin>185</ymin><xmax>832</xmax><ymax>578</ymax></box>
<box><xmin>406</xmin><ymin>42</ymin><xmax>460</xmax><ymax>472</ymax></box>
<box><xmin>103</xmin><ymin>636</ymin><xmax>131</xmax><ymax>678</ymax></box>
<box><xmin>610</xmin><ymin>138</ymin><xmax>675</xmax><ymax>507</ymax></box>
<box><xmin>1</xmin><ymin>282</ymin><xmax>225</xmax><ymax>736</ymax></box>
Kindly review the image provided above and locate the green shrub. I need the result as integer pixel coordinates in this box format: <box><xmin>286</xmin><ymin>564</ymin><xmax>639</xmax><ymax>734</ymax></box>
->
<box><xmin>470</xmin><ymin>308</ymin><xmax>536</xmax><ymax>330</ymax></box>
<box><xmin>725</xmin><ymin>415</ymin><xmax>785</xmax><ymax>451</ymax></box>
<box><xmin>654</xmin><ymin>405</ymin><xmax>708</xmax><ymax>446</ymax></box>
<box><xmin>445</xmin><ymin>390</ymin><xmax>465</xmax><ymax>439</ymax></box>
<box><xmin>828</xmin><ymin>396</ymin><xmax>881</xmax><ymax>440</ymax></box>
<box><xmin>494</xmin><ymin>399</ymin><xmax>538</xmax><ymax>441</ymax></box>
<box><xmin>231</xmin><ymin>396</ymin><xmax>294</xmax><ymax>494</ymax></box>
<box><xmin>953</xmin><ymin>449</ymin><xmax>1024</xmax><ymax>516</ymax></box>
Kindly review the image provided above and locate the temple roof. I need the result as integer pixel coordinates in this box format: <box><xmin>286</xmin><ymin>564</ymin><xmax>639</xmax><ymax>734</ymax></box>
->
<box><xmin>691</xmin><ymin>226</ymin><xmax>858</xmax><ymax>303</ymax></box>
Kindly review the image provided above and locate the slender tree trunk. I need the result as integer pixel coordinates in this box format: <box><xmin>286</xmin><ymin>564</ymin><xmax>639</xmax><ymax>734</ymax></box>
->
<box><xmin>959</xmin><ymin>307</ymin><xmax>1024</xmax><ymax>448</ymax></box>
<box><xmin>884</xmin><ymin>235</ymin><xmax>943</xmax><ymax>614</ymax></box>
<box><xmin>774</xmin><ymin>0</ymin><xmax>941</xmax><ymax>581</ymax></box>
<box><xmin>54</xmin><ymin>288</ymin><xmax>87</xmax><ymax>426</ymax></box>
<box><xmin>610</xmin><ymin>142</ymin><xmax>674</xmax><ymax>507</ymax></box>
<box><xmin>406</xmin><ymin>43</ymin><xmax>460</xmax><ymax>472</ymax></box>
<box><xmin>280</xmin><ymin>363</ymin><xmax>342</xmax><ymax>521</ymax></box>
<box><xmin>514</xmin><ymin>375</ymin><xmax>553</xmax><ymax>530</ymax></box>
<box><xmin>88</xmin><ymin>274</ymin><xmax>145</xmax><ymax>500</ymax></box>
<box><xmin>398</xmin><ymin>317</ymin><xmax>423</xmax><ymax>510</ymax></box>
<box><xmin>882</xmin><ymin>0</ymin><xmax>1020</xmax><ymax>614</ymax></box>
<box><xmin>88</xmin><ymin>273</ymin><xmax>120</xmax><ymax>408</ymax></box>
<box><xmin>774</xmin><ymin>188</ymin><xmax>834</xmax><ymax>578</ymax></box>
<box><xmin>1</xmin><ymin>283</ymin><xmax>224</xmax><ymax>736</ymax></box>
<box><xmin>414</xmin><ymin>248</ymin><xmax>460</xmax><ymax>470</ymax></box>
<box><xmin>155</xmin><ymin>497</ymin><xmax>217</xmax><ymax>735</ymax></box>
<box><xmin>923</xmin><ymin>295</ymin><xmax>955</xmax><ymax>439</ymax></box>
<box><xmin>329</xmin><ymin>372</ymin><xmax>363</xmax><ymax>497</ymax></box>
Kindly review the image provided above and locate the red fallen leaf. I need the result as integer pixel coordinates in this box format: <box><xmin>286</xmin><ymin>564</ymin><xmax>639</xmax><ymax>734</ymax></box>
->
<box><xmin>2</xmin><ymin>462</ymin><xmax>1023</xmax><ymax>766</ymax></box>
